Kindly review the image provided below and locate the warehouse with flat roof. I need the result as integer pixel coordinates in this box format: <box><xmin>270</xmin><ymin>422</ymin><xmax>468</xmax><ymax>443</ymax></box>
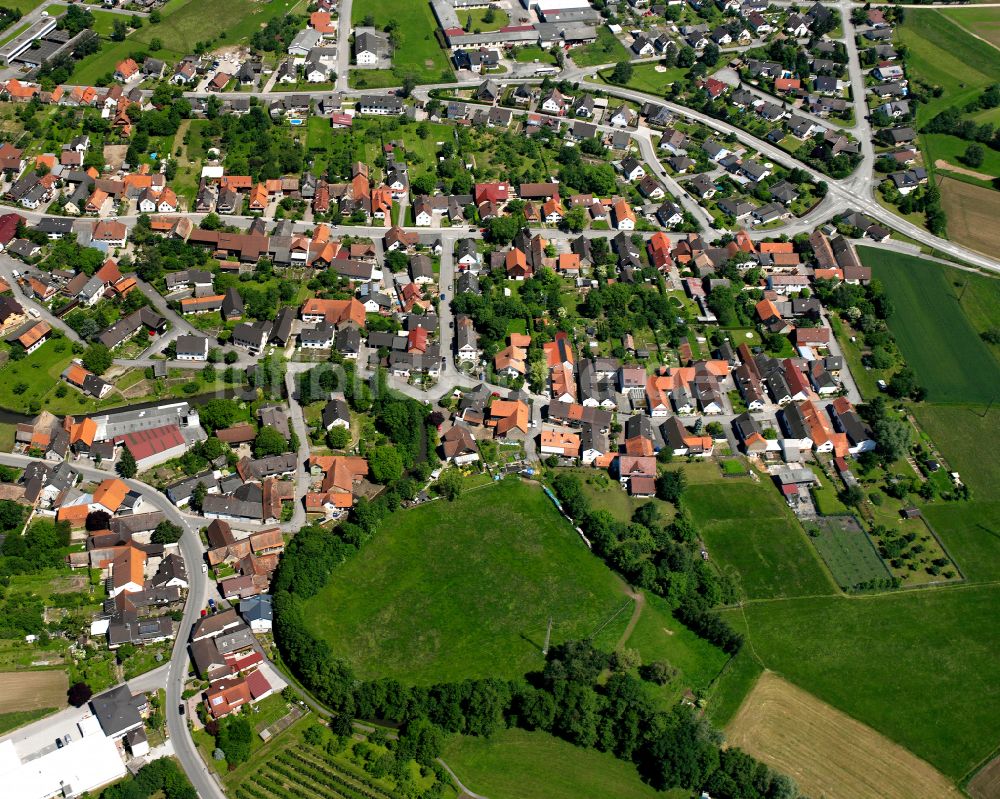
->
<box><xmin>0</xmin><ymin>14</ymin><xmax>57</xmax><ymax>65</ymax></box>
<box><xmin>0</xmin><ymin>734</ymin><xmax>127</xmax><ymax>799</ymax></box>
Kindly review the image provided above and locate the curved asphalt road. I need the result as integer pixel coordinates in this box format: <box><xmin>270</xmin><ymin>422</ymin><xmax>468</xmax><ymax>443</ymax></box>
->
<box><xmin>0</xmin><ymin>452</ymin><xmax>223</xmax><ymax>799</ymax></box>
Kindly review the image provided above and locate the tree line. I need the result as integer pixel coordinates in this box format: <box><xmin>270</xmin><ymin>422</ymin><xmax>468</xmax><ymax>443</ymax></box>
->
<box><xmin>551</xmin><ymin>472</ymin><xmax>743</xmax><ymax>654</ymax></box>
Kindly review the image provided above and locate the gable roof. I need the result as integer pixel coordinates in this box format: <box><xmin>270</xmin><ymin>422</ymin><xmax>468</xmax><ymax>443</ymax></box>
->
<box><xmin>94</xmin><ymin>478</ymin><xmax>130</xmax><ymax>512</ymax></box>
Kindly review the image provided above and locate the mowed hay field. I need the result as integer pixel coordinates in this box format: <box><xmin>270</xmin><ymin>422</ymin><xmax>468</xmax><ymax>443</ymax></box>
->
<box><xmin>622</xmin><ymin>592</ymin><xmax>730</xmax><ymax>702</ymax></box>
<box><xmin>939</xmin><ymin>178</ymin><xmax>1000</xmax><ymax>258</ymax></box>
<box><xmin>129</xmin><ymin>0</ymin><xmax>301</xmax><ymax>52</ymax></box>
<box><xmin>0</xmin><ymin>670</ymin><xmax>67</xmax><ymax>714</ymax></box>
<box><xmin>897</xmin><ymin>10</ymin><xmax>1000</xmax><ymax>124</ymax></box>
<box><xmin>940</xmin><ymin>6</ymin><xmax>1000</xmax><ymax>49</ymax></box>
<box><xmin>727</xmin><ymin>672</ymin><xmax>960</xmax><ymax>799</ymax></box>
<box><xmin>72</xmin><ymin>0</ymin><xmax>301</xmax><ymax>84</ymax></box>
<box><xmin>858</xmin><ymin>247</ymin><xmax>1000</xmax><ymax>404</ymax></box>
<box><xmin>723</xmin><ymin>585</ymin><xmax>1000</xmax><ymax>781</ymax></box>
<box><xmin>913</xmin><ymin>404</ymin><xmax>1000</xmax><ymax>499</ymax></box>
<box><xmin>924</xmin><ymin>500</ymin><xmax>1000</xmax><ymax>584</ymax></box>
<box><xmin>302</xmin><ymin>480</ymin><xmax>631</xmax><ymax>685</ymax></box>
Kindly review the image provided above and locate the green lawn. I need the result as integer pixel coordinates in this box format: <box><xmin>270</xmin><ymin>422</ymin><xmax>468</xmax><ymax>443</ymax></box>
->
<box><xmin>88</xmin><ymin>10</ymin><xmax>126</xmax><ymax>38</ymax></box>
<box><xmin>0</xmin><ymin>339</ymin><xmax>75</xmax><ymax>414</ymax></box>
<box><xmin>394</xmin><ymin>121</ymin><xmax>453</xmax><ymax>180</ymax></box>
<box><xmin>897</xmin><ymin>9</ymin><xmax>1000</xmax><ymax>126</ymax></box>
<box><xmin>599</xmin><ymin>62</ymin><xmax>688</xmax><ymax>95</ymax></box>
<box><xmin>273</xmin><ymin>81</ymin><xmax>336</xmax><ymax>93</ymax></box>
<box><xmin>0</xmin><ymin>423</ymin><xmax>14</xmax><ymax>452</ymax></box>
<box><xmin>349</xmin><ymin>69</ymin><xmax>404</xmax><ymax>89</ymax></box>
<box><xmin>306</xmin><ymin>115</ymin><xmax>333</xmax><ymax>152</ymax></box>
<box><xmin>170</xmin><ymin>118</ymin><xmax>204</xmax><ymax>205</ymax></box>
<box><xmin>460</xmin><ymin>7</ymin><xmax>509</xmax><ymax>32</ymax></box>
<box><xmin>0</xmin><ymin>707</ymin><xmax>57</xmax><ymax>736</ymax></box>
<box><xmin>685</xmin><ymin>480</ymin><xmax>836</xmax><ymax>600</ymax></box>
<box><xmin>623</xmin><ymin>592</ymin><xmax>729</xmax><ymax>695</ymax></box>
<box><xmin>859</xmin><ymin>247</ymin><xmax>1000</xmax><ymax>405</ymax></box>
<box><xmin>4</xmin><ymin>0</ymin><xmax>49</xmax><ymax>13</ymax></box>
<box><xmin>724</xmin><ymin>585</ymin><xmax>1000</xmax><ymax>781</ymax></box>
<box><xmin>809</xmin><ymin>465</ymin><xmax>849</xmax><ymax>516</ymax></box>
<box><xmin>570</xmin><ymin>27</ymin><xmax>629</xmax><ymax>67</ymax></box>
<box><xmin>443</xmin><ymin>728</ymin><xmax>686</xmax><ymax>799</ymax></box>
<box><xmin>352</xmin><ymin>0</ymin><xmax>454</xmax><ymax>84</ymax></box>
<box><xmin>704</xmin><ymin>648</ymin><xmax>762</xmax><ymax>728</ymax></box>
<box><xmin>512</xmin><ymin>45</ymin><xmax>557</xmax><ymax>65</ymax></box>
<box><xmin>302</xmin><ymin>479</ymin><xmax>632</xmax><ymax>684</ymax></box>
<box><xmin>830</xmin><ymin>314</ymin><xmax>883</xmax><ymax>400</ymax></box>
<box><xmin>921</xmin><ymin>132</ymin><xmax>1000</xmax><ymax>179</ymax></box>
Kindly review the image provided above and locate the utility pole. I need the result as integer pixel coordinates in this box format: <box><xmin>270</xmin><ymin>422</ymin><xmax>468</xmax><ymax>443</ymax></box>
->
<box><xmin>542</xmin><ymin>617</ymin><xmax>553</xmax><ymax>657</ymax></box>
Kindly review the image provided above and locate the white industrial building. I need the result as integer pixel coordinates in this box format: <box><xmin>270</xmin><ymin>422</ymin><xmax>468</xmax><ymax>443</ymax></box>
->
<box><xmin>0</xmin><ymin>732</ymin><xmax>126</xmax><ymax>799</ymax></box>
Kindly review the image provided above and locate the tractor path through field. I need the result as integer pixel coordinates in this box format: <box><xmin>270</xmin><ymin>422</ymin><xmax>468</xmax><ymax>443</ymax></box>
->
<box><xmin>938</xmin><ymin>13</ymin><xmax>1000</xmax><ymax>54</ymax></box>
<box><xmin>615</xmin><ymin>590</ymin><xmax>646</xmax><ymax>651</ymax></box>
<box><xmin>436</xmin><ymin>758</ymin><xmax>489</xmax><ymax>799</ymax></box>
<box><xmin>934</xmin><ymin>159</ymin><xmax>995</xmax><ymax>182</ymax></box>
<box><xmin>736</xmin><ymin>578</ymin><xmax>1000</xmax><ymax>607</ymax></box>
<box><xmin>738</xmin><ymin>602</ymin><xmax>765</xmax><ymax>667</ymax></box>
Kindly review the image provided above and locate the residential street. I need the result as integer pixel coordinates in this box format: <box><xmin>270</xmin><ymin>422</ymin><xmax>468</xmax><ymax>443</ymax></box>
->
<box><xmin>335</xmin><ymin>0</ymin><xmax>353</xmax><ymax>93</ymax></box>
<box><xmin>0</xmin><ymin>449</ymin><xmax>222</xmax><ymax>798</ymax></box>
<box><xmin>0</xmin><ymin>253</ymin><xmax>82</xmax><ymax>343</ymax></box>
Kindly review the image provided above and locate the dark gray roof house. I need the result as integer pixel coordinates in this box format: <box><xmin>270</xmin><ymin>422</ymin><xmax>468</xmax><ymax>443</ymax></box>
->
<box><xmin>270</xmin><ymin>307</ymin><xmax>295</xmax><ymax>346</ymax></box>
<box><xmin>335</xmin><ymin>324</ymin><xmax>361</xmax><ymax>356</ymax></box>
<box><xmin>240</xmin><ymin>594</ymin><xmax>273</xmax><ymax>628</ymax></box>
<box><xmin>322</xmin><ymin>396</ymin><xmax>351</xmax><ymax>429</ymax></box>
<box><xmin>90</xmin><ymin>685</ymin><xmax>147</xmax><ymax>738</ymax></box>
<box><xmin>98</xmin><ymin>307</ymin><xmax>167</xmax><ymax>349</ymax></box>
<box><xmin>34</xmin><ymin>216</ymin><xmax>74</xmax><ymax>237</ymax></box>
<box><xmin>175</xmin><ymin>334</ymin><xmax>209</xmax><ymax>360</ymax></box>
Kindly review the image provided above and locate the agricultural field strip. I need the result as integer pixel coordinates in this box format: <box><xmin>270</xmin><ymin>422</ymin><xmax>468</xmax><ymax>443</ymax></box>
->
<box><xmin>0</xmin><ymin>670</ymin><xmax>69</xmax><ymax>714</ymax></box>
<box><xmin>726</xmin><ymin>672</ymin><xmax>960</xmax><ymax>799</ymax></box>
<box><xmin>860</xmin><ymin>247</ymin><xmax>1000</xmax><ymax>405</ymax></box>
<box><xmin>725</xmin><ymin>584</ymin><xmax>1000</xmax><ymax>780</ymax></box>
